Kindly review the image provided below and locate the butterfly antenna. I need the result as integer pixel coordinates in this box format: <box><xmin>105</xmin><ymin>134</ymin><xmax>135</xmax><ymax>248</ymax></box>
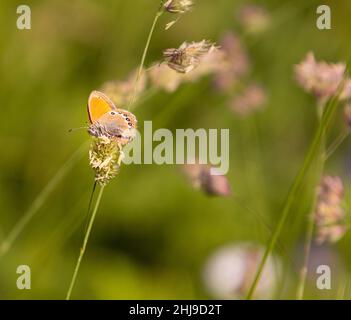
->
<box><xmin>68</xmin><ymin>126</ymin><xmax>89</xmax><ymax>133</ymax></box>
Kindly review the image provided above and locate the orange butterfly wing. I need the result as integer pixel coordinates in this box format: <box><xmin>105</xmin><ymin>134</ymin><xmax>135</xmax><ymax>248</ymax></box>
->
<box><xmin>87</xmin><ymin>90</ymin><xmax>117</xmax><ymax>123</ymax></box>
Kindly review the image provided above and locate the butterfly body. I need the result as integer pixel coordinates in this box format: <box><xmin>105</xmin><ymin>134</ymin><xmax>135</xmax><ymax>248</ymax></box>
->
<box><xmin>87</xmin><ymin>90</ymin><xmax>137</xmax><ymax>145</ymax></box>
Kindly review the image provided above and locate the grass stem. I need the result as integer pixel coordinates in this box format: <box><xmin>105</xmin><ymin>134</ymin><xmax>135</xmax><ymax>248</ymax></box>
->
<box><xmin>296</xmin><ymin>213</ymin><xmax>315</xmax><ymax>299</ymax></box>
<box><xmin>0</xmin><ymin>141</ymin><xmax>88</xmax><ymax>258</ymax></box>
<box><xmin>129</xmin><ymin>5</ymin><xmax>163</xmax><ymax>106</ymax></box>
<box><xmin>323</xmin><ymin>130</ymin><xmax>351</xmax><ymax>161</ymax></box>
<box><xmin>296</xmin><ymin>110</ymin><xmax>326</xmax><ymax>300</ymax></box>
<box><xmin>245</xmin><ymin>86</ymin><xmax>343</xmax><ymax>299</ymax></box>
<box><xmin>66</xmin><ymin>184</ymin><xmax>105</xmax><ymax>300</ymax></box>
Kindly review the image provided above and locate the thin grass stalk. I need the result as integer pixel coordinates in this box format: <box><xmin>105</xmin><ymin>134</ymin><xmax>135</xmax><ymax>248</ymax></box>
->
<box><xmin>0</xmin><ymin>141</ymin><xmax>88</xmax><ymax>258</ymax></box>
<box><xmin>245</xmin><ymin>81</ymin><xmax>345</xmax><ymax>299</ymax></box>
<box><xmin>296</xmin><ymin>139</ymin><xmax>325</xmax><ymax>299</ymax></box>
<box><xmin>323</xmin><ymin>130</ymin><xmax>351</xmax><ymax>161</ymax></box>
<box><xmin>129</xmin><ymin>1</ymin><xmax>164</xmax><ymax>106</ymax></box>
<box><xmin>232</xmin><ymin>194</ymin><xmax>297</xmax><ymax>270</ymax></box>
<box><xmin>66</xmin><ymin>184</ymin><xmax>105</xmax><ymax>300</ymax></box>
<box><xmin>296</xmin><ymin>206</ymin><xmax>316</xmax><ymax>299</ymax></box>
<box><xmin>296</xmin><ymin>105</ymin><xmax>327</xmax><ymax>299</ymax></box>
<box><xmin>297</xmin><ymin>102</ymin><xmax>350</xmax><ymax>299</ymax></box>
<box><xmin>29</xmin><ymin>190</ymin><xmax>92</xmax><ymax>269</ymax></box>
<box><xmin>83</xmin><ymin>182</ymin><xmax>97</xmax><ymax>234</ymax></box>
<box><xmin>130</xmin><ymin>87</ymin><xmax>159</xmax><ymax>111</ymax></box>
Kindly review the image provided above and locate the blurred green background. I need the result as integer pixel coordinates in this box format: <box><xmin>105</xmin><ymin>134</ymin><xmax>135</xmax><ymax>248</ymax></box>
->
<box><xmin>0</xmin><ymin>0</ymin><xmax>351</xmax><ymax>299</ymax></box>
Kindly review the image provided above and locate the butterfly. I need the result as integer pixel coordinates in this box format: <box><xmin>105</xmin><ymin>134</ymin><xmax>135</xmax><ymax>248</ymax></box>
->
<box><xmin>87</xmin><ymin>90</ymin><xmax>137</xmax><ymax>146</ymax></box>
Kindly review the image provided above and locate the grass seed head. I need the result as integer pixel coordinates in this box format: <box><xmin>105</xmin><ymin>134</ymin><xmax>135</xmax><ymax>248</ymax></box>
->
<box><xmin>238</xmin><ymin>4</ymin><xmax>271</xmax><ymax>34</ymax></box>
<box><xmin>314</xmin><ymin>176</ymin><xmax>348</xmax><ymax>244</ymax></box>
<box><xmin>231</xmin><ymin>84</ymin><xmax>267</xmax><ymax>117</ymax></box>
<box><xmin>213</xmin><ymin>32</ymin><xmax>250</xmax><ymax>92</ymax></box>
<box><xmin>163</xmin><ymin>40</ymin><xmax>216</xmax><ymax>74</ymax></box>
<box><xmin>89</xmin><ymin>137</ymin><xmax>122</xmax><ymax>185</ymax></box>
<box><xmin>163</xmin><ymin>0</ymin><xmax>193</xmax><ymax>14</ymax></box>
<box><xmin>183</xmin><ymin>163</ymin><xmax>231</xmax><ymax>197</ymax></box>
<box><xmin>295</xmin><ymin>52</ymin><xmax>346</xmax><ymax>103</ymax></box>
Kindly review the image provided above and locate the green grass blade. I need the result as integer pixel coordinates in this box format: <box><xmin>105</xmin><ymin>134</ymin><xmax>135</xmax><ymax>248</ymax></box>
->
<box><xmin>246</xmin><ymin>86</ymin><xmax>343</xmax><ymax>299</ymax></box>
<box><xmin>0</xmin><ymin>141</ymin><xmax>89</xmax><ymax>258</ymax></box>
